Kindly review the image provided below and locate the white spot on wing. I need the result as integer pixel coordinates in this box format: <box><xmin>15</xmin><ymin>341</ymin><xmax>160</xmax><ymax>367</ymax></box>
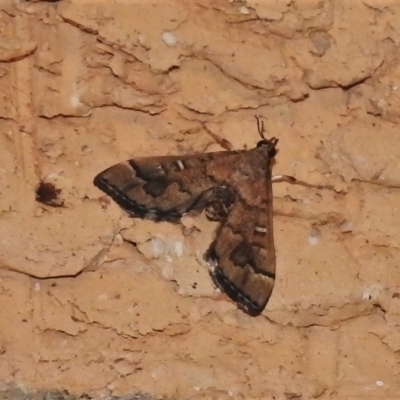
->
<box><xmin>206</xmin><ymin>255</ymin><xmax>218</xmax><ymax>271</ymax></box>
<box><xmin>177</xmin><ymin>160</ymin><xmax>185</xmax><ymax>170</ymax></box>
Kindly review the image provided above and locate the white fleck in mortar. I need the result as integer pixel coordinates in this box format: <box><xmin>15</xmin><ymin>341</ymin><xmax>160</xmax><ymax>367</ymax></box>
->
<box><xmin>151</xmin><ymin>237</ymin><xmax>166</xmax><ymax>258</ymax></box>
<box><xmin>173</xmin><ymin>241</ymin><xmax>184</xmax><ymax>258</ymax></box>
<box><xmin>162</xmin><ymin>32</ymin><xmax>178</xmax><ymax>47</ymax></box>
<box><xmin>308</xmin><ymin>236</ymin><xmax>319</xmax><ymax>246</ymax></box>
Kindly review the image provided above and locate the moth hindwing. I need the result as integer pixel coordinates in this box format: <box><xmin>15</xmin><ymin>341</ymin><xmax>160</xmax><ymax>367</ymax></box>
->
<box><xmin>94</xmin><ymin>119</ymin><xmax>278</xmax><ymax>316</ymax></box>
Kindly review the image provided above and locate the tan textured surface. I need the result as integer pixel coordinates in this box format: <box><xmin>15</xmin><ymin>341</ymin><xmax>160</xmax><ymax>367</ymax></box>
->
<box><xmin>0</xmin><ymin>0</ymin><xmax>399</xmax><ymax>398</ymax></box>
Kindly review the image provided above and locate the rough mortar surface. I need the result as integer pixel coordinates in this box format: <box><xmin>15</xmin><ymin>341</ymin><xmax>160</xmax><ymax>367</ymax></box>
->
<box><xmin>0</xmin><ymin>0</ymin><xmax>399</xmax><ymax>399</ymax></box>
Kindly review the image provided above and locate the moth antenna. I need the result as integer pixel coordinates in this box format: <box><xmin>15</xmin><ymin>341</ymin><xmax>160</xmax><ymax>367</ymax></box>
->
<box><xmin>255</xmin><ymin>115</ymin><xmax>267</xmax><ymax>141</ymax></box>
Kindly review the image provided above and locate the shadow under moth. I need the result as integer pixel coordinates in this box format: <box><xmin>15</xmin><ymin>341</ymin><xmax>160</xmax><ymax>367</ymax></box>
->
<box><xmin>94</xmin><ymin>117</ymin><xmax>327</xmax><ymax>316</ymax></box>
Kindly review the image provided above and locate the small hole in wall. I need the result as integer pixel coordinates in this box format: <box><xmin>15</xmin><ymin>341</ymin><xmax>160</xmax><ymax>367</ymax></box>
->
<box><xmin>35</xmin><ymin>181</ymin><xmax>64</xmax><ymax>208</ymax></box>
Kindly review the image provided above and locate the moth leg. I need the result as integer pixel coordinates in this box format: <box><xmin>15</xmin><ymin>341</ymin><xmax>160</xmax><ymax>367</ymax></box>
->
<box><xmin>205</xmin><ymin>185</ymin><xmax>237</xmax><ymax>222</ymax></box>
<box><xmin>272</xmin><ymin>175</ymin><xmax>333</xmax><ymax>190</ymax></box>
<box><xmin>203</xmin><ymin>125</ymin><xmax>234</xmax><ymax>151</ymax></box>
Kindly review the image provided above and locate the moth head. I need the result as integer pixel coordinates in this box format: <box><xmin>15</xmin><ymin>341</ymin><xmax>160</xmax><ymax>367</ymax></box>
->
<box><xmin>255</xmin><ymin>115</ymin><xmax>279</xmax><ymax>158</ymax></box>
<box><xmin>256</xmin><ymin>137</ymin><xmax>279</xmax><ymax>158</ymax></box>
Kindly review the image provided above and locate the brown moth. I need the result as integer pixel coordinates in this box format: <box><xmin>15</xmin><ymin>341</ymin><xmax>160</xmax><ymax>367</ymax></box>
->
<box><xmin>94</xmin><ymin>117</ymin><xmax>324</xmax><ymax>316</ymax></box>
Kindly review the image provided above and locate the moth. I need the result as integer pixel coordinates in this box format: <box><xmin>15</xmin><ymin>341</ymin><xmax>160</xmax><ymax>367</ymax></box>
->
<box><xmin>94</xmin><ymin>117</ymin><xmax>325</xmax><ymax>316</ymax></box>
